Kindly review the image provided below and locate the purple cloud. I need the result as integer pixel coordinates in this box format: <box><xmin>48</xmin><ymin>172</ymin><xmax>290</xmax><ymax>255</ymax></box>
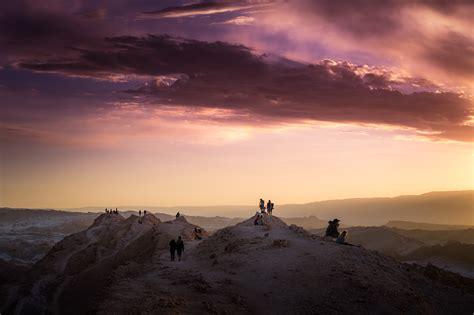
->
<box><xmin>15</xmin><ymin>35</ymin><xmax>473</xmax><ymax>142</ymax></box>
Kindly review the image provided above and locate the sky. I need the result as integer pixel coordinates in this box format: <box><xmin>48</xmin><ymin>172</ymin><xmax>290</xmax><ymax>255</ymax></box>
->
<box><xmin>0</xmin><ymin>0</ymin><xmax>473</xmax><ymax>209</ymax></box>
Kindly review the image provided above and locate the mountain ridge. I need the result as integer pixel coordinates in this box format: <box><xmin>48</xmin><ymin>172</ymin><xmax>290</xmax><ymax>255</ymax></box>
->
<box><xmin>2</xmin><ymin>213</ymin><xmax>473</xmax><ymax>314</ymax></box>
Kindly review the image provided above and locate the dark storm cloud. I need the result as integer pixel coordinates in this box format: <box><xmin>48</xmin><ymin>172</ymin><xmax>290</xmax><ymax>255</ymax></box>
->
<box><xmin>19</xmin><ymin>35</ymin><xmax>266</xmax><ymax>79</ymax></box>
<box><xmin>17</xmin><ymin>35</ymin><xmax>473</xmax><ymax>142</ymax></box>
<box><xmin>0</xmin><ymin>1</ymin><xmax>108</xmax><ymax>63</ymax></box>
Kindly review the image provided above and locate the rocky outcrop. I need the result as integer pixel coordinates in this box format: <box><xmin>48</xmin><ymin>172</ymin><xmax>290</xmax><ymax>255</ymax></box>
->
<box><xmin>2</xmin><ymin>214</ymin><xmax>473</xmax><ymax>315</ymax></box>
<box><xmin>3</xmin><ymin>213</ymin><xmax>207</xmax><ymax>314</ymax></box>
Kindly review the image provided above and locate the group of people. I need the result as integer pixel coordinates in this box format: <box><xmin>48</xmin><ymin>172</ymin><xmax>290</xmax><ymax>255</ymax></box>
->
<box><xmin>169</xmin><ymin>236</ymin><xmax>185</xmax><ymax>261</ymax></box>
<box><xmin>105</xmin><ymin>208</ymin><xmax>119</xmax><ymax>215</ymax></box>
<box><xmin>325</xmin><ymin>218</ymin><xmax>358</xmax><ymax>246</ymax></box>
<box><xmin>194</xmin><ymin>227</ymin><xmax>203</xmax><ymax>240</ymax></box>
<box><xmin>137</xmin><ymin>210</ymin><xmax>148</xmax><ymax>224</ymax></box>
<box><xmin>259</xmin><ymin>198</ymin><xmax>275</xmax><ymax>215</ymax></box>
<box><xmin>254</xmin><ymin>213</ymin><xmax>265</xmax><ymax>225</ymax></box>
<box><xmin>254</xmin><ymin>198</ymin><xmax>275</xmax><ymax>225</ymax></box>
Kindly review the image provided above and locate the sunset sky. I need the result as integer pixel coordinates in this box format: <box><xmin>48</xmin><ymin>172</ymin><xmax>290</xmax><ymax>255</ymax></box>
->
<box><xmin>1</xmin><ymin>0</ymin><xmax>473</xmax><ymax>208</ymax></box>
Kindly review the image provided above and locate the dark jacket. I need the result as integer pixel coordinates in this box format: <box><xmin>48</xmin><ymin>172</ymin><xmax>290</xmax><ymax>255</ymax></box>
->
<box><xmin>169</xmin><ymin>239</ymin><xmax>177</xmax><ymax>251</ymax></box>
<box><xmin>176</xmin><ymin>239</ymin><xmax>184</xmax><ymax>253</ymax></box>
<box><xmin>325</xmin><ymin>221</ymin><xmax>339</xmax><ymax>237</ymax></box>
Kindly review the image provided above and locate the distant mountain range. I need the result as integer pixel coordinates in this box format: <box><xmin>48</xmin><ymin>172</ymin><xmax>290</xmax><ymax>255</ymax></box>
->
<box><xmin>58</xmin><ymin>190</ymin><xmax>473</xmax><ymax>226</ymax></box>
<box><xmin>385</xmin><ymin>220</ymin><xmax>473</xmax><ymax>231</ymax></box>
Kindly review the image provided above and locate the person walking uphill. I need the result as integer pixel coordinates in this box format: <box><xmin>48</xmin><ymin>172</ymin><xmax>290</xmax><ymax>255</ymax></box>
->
<box><xmin>169</xmin><ymin>239</ymin><xmax>177</xmax><ymax>261</ymax></box>
<box><xmin>176</xmin><ymin>236</ymin><xmax>184</xmax><ymax>261</ymax></box>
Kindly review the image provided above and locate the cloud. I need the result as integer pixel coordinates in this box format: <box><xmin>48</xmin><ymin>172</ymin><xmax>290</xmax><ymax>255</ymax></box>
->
<box><xmin>213</xmin><ymin>16</ymin><xmax>255</xmax><ymax>26</ymax></box>
<box><xmin>231</xmin><ymin>0</ymin><xmax>474</xmax><ymax>88</ymax></box>
<box><xmin>15</xmin><ymin>35</ymin><xmax>473</xmax><ymax>142</ymax></box>
<box><xmin>421</xmin><ymin>31</ymin><xmax>474</xmax><ymax>79</ymax></box>
<box><xmin>141</xmin><ymin>1</ymin><xmax>260</xmax><ymax>18</ymax></box>
<box><xmin>0</xmin><ymin>1</ymin><xmax>108</xmax><ymax>64</ymax></box>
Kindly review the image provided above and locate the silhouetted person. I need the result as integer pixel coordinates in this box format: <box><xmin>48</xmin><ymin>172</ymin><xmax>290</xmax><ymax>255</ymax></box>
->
<box><xmin>105</xmin><ymin>208</ymin><xmax>108</xmax><ymax>214</ymax></box>
<box><xmin>176</xmin><ymin>211</ymin><xmax>180</xmax><ymax>218</ymax></box>
<box><xmin>144</xmin><ymin>210</ymin><xmax>147</xmax><ymax>215</ymax></box>
<box><xmin>266</xmin><ymin>200</ymin><xmax>272</xmax><ymax>214</ymax></box>
<box><xmin>271</xmin><ymin>202</ymin><xmax>274</xmax><ymax>215</ymax></box>
<box><xmin>169</xmin><ymin>239</ymin><xmax>177</xmax><ymax>261</ymax></box>
<box><xmin>325</xmin><ymin>219</ymin><xmax>340</xmax><ymax>238</ymax></box>
<box><xmin>259</xmin><ymin>199</ymin><xmax>265</xmax><ymax>213</ymax></box>
<box><xmin>115</xmin><ymin>208</ymin><xmax>118</xmax><ymax>215</ymax></box>
<box><xmin>139</xmin><ymin>210</ymin><xmax>142</xmax><ymax>216</ymax></box>
<box><xmin>176</xmin><ymin>236</ymin><xmax>184</xmax><ymax>261</ymax></box>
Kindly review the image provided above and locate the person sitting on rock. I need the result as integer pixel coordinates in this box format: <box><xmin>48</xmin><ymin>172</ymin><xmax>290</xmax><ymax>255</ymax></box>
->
<box><xmin>176</xmin><ymin>236</ymin><xmax>184</xmax><ymax>261</ymax></box>
<box><xmin>325</xmin><ymin>219</ymin><xmax>340</xmax><ymax>238</ymax></box>
<box><xmin>336</xmin><ymin>231</ymin><xmax>348</xmax><ymax>244</ymax></box>
<box><xmin>336</xmin><ymin>231</ymin><xmax>359</xmax><ymax>246</ymax></box>
<box><xmin>169</xmin><ymin>239</ymin><xmax>177</xmax><ymax>261</ymax></box>
<box><xmin>194</xmin><ymin>227</ymin><xmax>202</xmax><ymax>240</ymax></box>
<box><xmin>105</xmin><ymin>208</ymin><xmax>108</xmax><ymax>214</ymax></box>
<box><xmin>176</xmin><ymin>211</ymin><xmax>180</xmax><ymax>218</ymax></box>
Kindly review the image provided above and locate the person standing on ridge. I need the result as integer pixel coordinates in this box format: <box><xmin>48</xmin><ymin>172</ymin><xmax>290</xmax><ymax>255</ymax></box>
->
<box><xmin>267</xmin><ymin>200</ymin><xmax>272</xmax><ymax>215</ymax></box>
<box><xmin>176</xmin><ymin>211</ymin><xmax>180</xmax><ymax>218</ymax></box>
<box><xmin>259</xmin><ymin>199</ymin><xmax>265</xmax><ymax>213</ymax></box>
<box><xmin>144</xmin><ymin>210</ymin><xmax>147</xmax><ymax>215</ymax></box>
<box><xmin>176</xmin><ymin>236</ymin><xmax>184</xmax><ymax>261</ymax></box>
<box><xmin>169</xmin><ymin>239</ymin><xmax>177</xmax><ymax>261</ymax></box>
<box><xmin>139</xmin><ymin>210</ymin><xmax>142</xmax><ymax>216</ymax></box>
